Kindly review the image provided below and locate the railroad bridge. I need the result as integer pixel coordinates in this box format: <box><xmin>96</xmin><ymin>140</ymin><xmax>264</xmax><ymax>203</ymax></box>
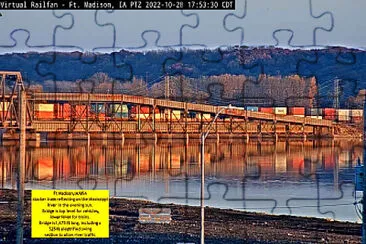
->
<box><xmin>0</xmin><ymin>71</ymin><xmax>348</xmax><ymax>141</ymax></box>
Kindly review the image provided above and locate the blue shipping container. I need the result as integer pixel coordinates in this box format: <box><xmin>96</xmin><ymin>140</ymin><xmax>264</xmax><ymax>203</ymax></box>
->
<box><xmin>246</xmin><ymin>106</ymin><xmax>259</xmax><ymax>112</ymax></box>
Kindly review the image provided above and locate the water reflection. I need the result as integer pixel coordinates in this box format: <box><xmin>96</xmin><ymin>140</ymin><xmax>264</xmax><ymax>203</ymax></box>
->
<box><xmin>0</xmin><ymin>139</ymin><xmax>362</xmax><ymax>222</ymax></box>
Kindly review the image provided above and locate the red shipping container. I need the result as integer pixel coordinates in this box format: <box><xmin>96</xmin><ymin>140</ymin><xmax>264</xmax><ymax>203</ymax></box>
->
<box><xmin>72</xmin><ymin>105</ymin><xmax>89</xmax><ymax>119</ymax></box>
<box><xmin>324</xmin><ymin>108</ymin><xmax>336</xmax><ymax>120</ymax></box>
<box><xmin>289</xmin><ymin>107</ymin><xmax>305</xmax><ymax>116</ymax></box>
<box><xmin>55</xmin><ymin>103</ymin><xmax>72</xmax><ymax>119</ymax></box>
<box><xmin>324</xmin><ymin>108</ymin><xmax>336</xmax><ymax>116</ymax></box>
<box><xmin>260</xmin><ymin>107</ymin><xmax>274</xmax><ymax>114</ymax></box>
<box><xmin>35</xmin><ymin>111</ymin><xmax>54</xmax><ymax>119</ymax></box>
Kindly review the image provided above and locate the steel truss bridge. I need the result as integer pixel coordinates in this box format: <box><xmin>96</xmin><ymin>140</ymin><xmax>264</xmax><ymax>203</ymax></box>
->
<box><xmin>0</xmin><ymin>71</ymin><xmax>349</xmax><ymax>141</ymax></box>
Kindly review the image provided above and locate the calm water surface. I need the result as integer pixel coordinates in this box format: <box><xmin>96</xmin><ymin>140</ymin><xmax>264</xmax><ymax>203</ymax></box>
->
<box><xmin>0</xmin><ymin>139</ymin><xmax>363</xmax><ymax>223</ymax></box>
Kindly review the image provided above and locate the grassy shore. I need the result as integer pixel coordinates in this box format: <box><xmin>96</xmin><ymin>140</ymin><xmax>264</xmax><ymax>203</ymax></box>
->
<box><xmin>0</xmin><ymin>189</ymin><xmax>361</xmax><ymax>243</ymax></box>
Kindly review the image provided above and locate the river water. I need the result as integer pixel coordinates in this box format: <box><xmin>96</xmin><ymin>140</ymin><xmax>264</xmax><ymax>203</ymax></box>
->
<box><xmin>0</xmin><ymin>138</ymin><xmax>363</xmax><ymax>223</ymax></box>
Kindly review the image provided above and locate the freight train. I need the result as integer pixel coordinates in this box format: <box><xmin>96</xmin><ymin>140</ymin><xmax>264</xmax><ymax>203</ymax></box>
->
<box><xmin>22</xmin><ymin>102</ymin><xmax>364</xmax><ymax>124</ymax></box>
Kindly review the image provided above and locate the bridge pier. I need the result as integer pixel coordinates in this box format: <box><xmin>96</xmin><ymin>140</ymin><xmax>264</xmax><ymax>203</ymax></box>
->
<box><xmin>216</xmin><ymin>133</ymin><xmax>219</xmax><ymax>145</ymax></box>
<box><xmin>185</xmin><ymin>133</ymin><xmax>189</xmax><ymax>146</ymax></box>
<box><xmin>154</xmin><ymin>133</ymin><xmax>158</xmax><ymax>145</ymax></box>
<box><xmin>245</xmin><ymin>134</ymin><xmax>250</xmax><ymax>143</ymax></box>
<box><xmin>121</xmin><ymin>133</ymin><xmax>125</xmax><ymax>145</ymax></box>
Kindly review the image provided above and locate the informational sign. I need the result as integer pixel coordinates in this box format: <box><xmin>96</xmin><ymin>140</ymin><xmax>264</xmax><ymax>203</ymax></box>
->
<box><xmin>355</xmin><ymin>165</ymin><xmax>365</xmax><ymax>192</ymax></box>
<box><xmin>31</xmin><ymin>190</ymin><xmax>109</xmax><ymax>238</ymax></box>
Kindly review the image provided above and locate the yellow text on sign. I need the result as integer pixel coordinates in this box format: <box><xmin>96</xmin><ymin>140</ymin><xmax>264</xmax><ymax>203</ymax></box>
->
<box><xmin>31</xmin><ymin>190</ymin><xmax>109</xmax><ymax>238</ymax></box>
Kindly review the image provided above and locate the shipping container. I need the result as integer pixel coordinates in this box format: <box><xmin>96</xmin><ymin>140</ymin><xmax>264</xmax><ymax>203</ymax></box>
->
<box><xmin>165</xmin><ymin>110</ymin><xmax>181</xmax><ymax>120</ymax></box>
<box><xmin>91</xmin><ymin>103</ymin><xmax>106</xmax><ymax>113</ymax></box>
<box><xmin>54</xmin><ymin>103</ymin><xmax>72</xmax><ymax>119</ymax></box>
<box><xmin>337</xmin><ymin>109</ymin><xmax>351</xmax><ymax>121</ymax></box>
<box><xmin>274</xmin><ymin>107</ymin><xmax>287</xmax><ymax>115</ymax></box>
<box><xmin>0</xmin><ymin>102</ymin><xmax>9</xmax><ymax>111</ymax></box>
<box><xmin>35</xmin><ymin>111</ymin><xmax>54</xmax><ymax>119</ymax></box>
<box><xmin>324</xmin><ymin>108</ymin><xmax>336</xmax><ymax>120</ymax></box>
<box><xmin>351</xmin><ymin>109</ymin><xmax>363</xmax><ymax>117</ymax></box>
<box><xmin>114</xmin><ymin>112</ymin><xmax>129</xmax><ymax>119</ymax></box>
<box><xmin>246</xmin><ymin>106</ymin><xmax>259</xmax><ymax>112</ymax></box>
<box><xmin>109</xmin><ymin>104</ymin><xmax>128</xmax><ymax>113</ymax></box>
<box><xmin>259</xmin><ymin>107</ymin><xmax>274</xmax><ymax>114</ymax></box>
<box><xmin>351</xmin><ymin>109</ymin><xmax>363</xmax><ymax>123</ymax></box>
<box><xmin>289</xmin><ymin>107</ymin><xmax>305</xmax><ymax>117</ymax></box>
<box><xmin>307</xmin><ymin>108</ymin><xmax>323</xmax><ymax>116</ymax></box>
<box><xmin>34</xmin><ymin>103</ymin><xmax>54</xmax><ymax>112</ymax></box>
<box><xmin>72</xmin><ymin>105</ymin><xmax>89</xmax><ymax>119</ymax></box>
<box><xmin>310</xmin><ymin>115</ymin><xmax>322</xmax><ymax>119</ymax></box>
<box><xmin>197</xmin><ymin>113</ymin><xmax>211</xmax><ymax>120</ymax></box>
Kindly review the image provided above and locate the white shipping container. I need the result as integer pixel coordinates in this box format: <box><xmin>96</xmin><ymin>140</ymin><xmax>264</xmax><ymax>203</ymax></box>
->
<box><xmin>197</xmin><ymin>113</ymin><xmax>211</xmax><ymax>120</ymax></box>
<box><xmin>338</xmin><ymin>116</ymin><xmax>350</xmax><ymax>121</ymax></box>
<box><xmin>35</xmin><ymin>104</ymin><xmax>54</xmax><ymax>112</ymax></box>
<box><xmin>337</xmin><ymin>109</ymin><xmax>351</xmax><ymax>121</ymax></box>
<box><xmin>0</xmin><ymin>102</ymin><xmax>9</xmax><ymax>111</ymax></box>
<box><xmin>294</xmin><ymin>115</ymin><xmax>305</xmax><ymax>117</ymax></box>
<box><xmin>351</xmin><ymin>109</ymin><xmax>363</xmax><ymax>117</ymax></box>
<box><xmin>310</xmin><ymin>116</ymin><xmax>323</xmax><ymax>119</ymax></box>
<box><xmin>337</xmin><ymin>109</ymin><xmax>351</xmax><ymax>116</ymax></box>
<box><xmin>166</xmin><ymin>110</ymin><xmax>181</xmax><ymax>120</ymax></box>
<box><xmin>274</xmin><ymin>107</ymin><xmax>287</xmax><ymax>115</ymax></box>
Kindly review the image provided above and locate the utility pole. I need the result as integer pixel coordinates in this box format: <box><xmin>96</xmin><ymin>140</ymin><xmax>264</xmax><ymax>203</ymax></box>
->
<box><xmin>16</xmin><ymin>86</ymin><xmax>26</xmax><ymax>244</ymax></box>
<box><xmin>333</xmin><ymin>79</ymin><xmax>340</xmax><ymax>109</ymax></box>
<box><xmin>165</xmin><ymin>76</ymin><xmax>169</xmax><ymax>99</ymax></box>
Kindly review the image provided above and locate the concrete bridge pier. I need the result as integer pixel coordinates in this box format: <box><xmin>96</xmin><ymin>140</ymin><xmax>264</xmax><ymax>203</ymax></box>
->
<box><xmin>216</xmin><ymin>133</ymin><xmax>219</xmax><ymax>145</ymax></box>
<box><xmin>185</xmin><ymin>133</ymin><xmax>189</xmax><ymax>146</ymax></box>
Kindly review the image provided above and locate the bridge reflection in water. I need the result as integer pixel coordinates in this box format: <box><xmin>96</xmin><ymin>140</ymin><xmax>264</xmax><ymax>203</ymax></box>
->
<box><xmin>0</xmin><ymin>139</ymin><xmax>362</xmax><ymax>222</ymax></box>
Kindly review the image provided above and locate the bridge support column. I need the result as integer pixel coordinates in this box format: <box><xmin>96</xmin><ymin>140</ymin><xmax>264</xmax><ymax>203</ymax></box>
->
<box><xmin>34</xmin><ymin>133</ymin><xmax>40</xmax><ymax>143</ymax></box>
<box><xmin>101</xmin><ymin>133</ymin><xmax>107</xmax><ymax>145</ymax></box>
<box><xmin>216</xmin><ymin>133</ymin><xmax>219</xmax><ymax>145</ymax></box>
<box><xmin>275</xmin><ymin>133</ymin><xmax>278</xmax><ymax>142</ymax></box>
<box><xmin>136</xmin><ymin>133</ymin><xmax>141</xmax><ymax>143</ymax></box>
<box><xmin>67</xmin><ymin>133</ymin><xmax>73</xmax><ymax>141</ymax></box>
<box><xmin>121</xmin><ymin>133</ymin><xmax>125</xmax><ymax>145</ymax></box>
<box><xmin>245</xmin><ymin>134</ymin><xmax>249</xmax><ymax>143</ymax></box>
<box><xmin>168</xmin><ymin>134</ymin><xmax>173</xmax><ymax>144</ymax></box>
<box><xmin>154</xmin><ymin>133</ymin><xmax>158</xmax><ymax>145</ymax></box>
<box><xmin>87</xmin><ymin>133</ymin><xmax>90</xmax><ymax>148</ymax></box>
<box><xmin>185</xmin><ymin>133</ymin><xmax>189</xmax><ymax>146</ymax></box>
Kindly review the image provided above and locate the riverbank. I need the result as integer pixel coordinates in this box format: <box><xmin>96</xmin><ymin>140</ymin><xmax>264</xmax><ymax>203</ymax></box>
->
<box><xmin>0</xmin><ymin>189</ymin><xmax>361</xmax><ymax>243</ymax></box>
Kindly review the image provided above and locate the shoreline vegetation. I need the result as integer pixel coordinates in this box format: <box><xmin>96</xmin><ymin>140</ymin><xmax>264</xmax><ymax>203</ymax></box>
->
<box><xmin>0</xmin><ymin>189</ymin><xmax>361</xmax><ymax>243</ymax></box>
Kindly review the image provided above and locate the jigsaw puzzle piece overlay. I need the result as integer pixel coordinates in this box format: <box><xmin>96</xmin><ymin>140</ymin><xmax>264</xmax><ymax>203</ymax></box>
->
<box><xmin>181</xmin><ymin>0</ymin><xmax>243</xmax><ymax>48</ymax></box>
<box><xmin>224</xmin><ymin>0</ymin><xmax>333</xmax><ymax>47</ymax></box>
<box><xmin>311</xmin><ymin>0</ymin><xmax>366</xmax><ymax>48</ymax></box>
<box><xmin>0</xmin><ymin>11</ymin><xmax>71</xmax><ymax>50</ymax></box>
<box><xmin>53</xmin><ymin>10</ymin><xmax>113</xmax><ymax>52</ymax></box>
<box><xmin>95</xmin><ymin>10</ymin><xmax>197</xmax><ymax>49</ymax></box>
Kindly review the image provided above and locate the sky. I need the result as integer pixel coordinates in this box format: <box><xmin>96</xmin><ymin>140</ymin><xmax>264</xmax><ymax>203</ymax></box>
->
<box><xmin>0</xmin><ymin>0</ymin><xmax>365</xmax><ymax>54</ymax></box>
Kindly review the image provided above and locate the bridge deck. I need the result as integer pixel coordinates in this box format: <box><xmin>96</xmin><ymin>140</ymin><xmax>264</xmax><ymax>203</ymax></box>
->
<box><xmin>31</xmin><ymin>92</ymin><xmax>334</xmax><ymax>128</ymax></box>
